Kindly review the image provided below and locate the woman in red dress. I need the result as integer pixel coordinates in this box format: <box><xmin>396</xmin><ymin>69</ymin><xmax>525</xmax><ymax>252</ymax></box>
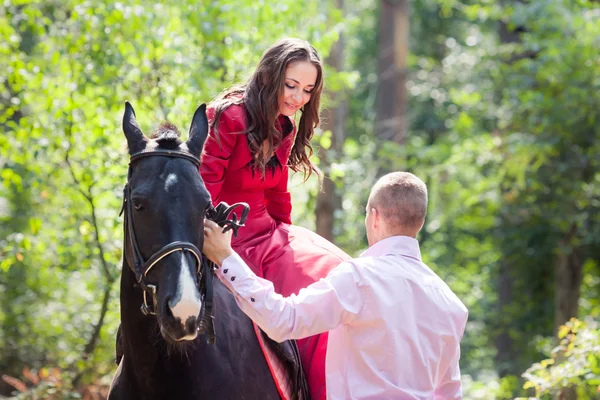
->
<box><xmin>200</xmin><ymin>38</ymin><xmax>350</xmax><ymax>400</ymax></box>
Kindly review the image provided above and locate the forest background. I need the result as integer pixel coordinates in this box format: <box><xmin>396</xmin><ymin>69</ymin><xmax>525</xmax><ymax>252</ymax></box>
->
<box><xmin>1</xmin><ymin>0</ymin><xmax>599</xmax><ymax>399</ymax></box>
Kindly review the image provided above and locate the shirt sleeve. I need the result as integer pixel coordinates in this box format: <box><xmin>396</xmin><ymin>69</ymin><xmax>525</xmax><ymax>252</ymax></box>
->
<box><xmin>264</xmin><ymin>165</ymin><xmax>292</xmax><ymax>224</ymax></box>
<box><xmin>434</xmin><ymin>343</ymin><xmax>463</xmax><ymax>400</ymax></box>
<box><xmin>217</xmin><ymin>253</ymin><xmax>363</xmax><ymax>343</ymax></box>
<box><xmin>199</xmin><ymin>107</ymin><xmax>240</xmax><ymax>205</ymax></box>
<box><xmin>435</xmin><ymin>308</ymin><xmax>468</xmax><ymax>400</ymax></box>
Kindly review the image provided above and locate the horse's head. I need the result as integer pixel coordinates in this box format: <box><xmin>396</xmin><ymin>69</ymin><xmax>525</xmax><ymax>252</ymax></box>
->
<box><xmin>121</xmin><ymin>102</ymin><xmax>212</xmax><ymax>343</ymax></box>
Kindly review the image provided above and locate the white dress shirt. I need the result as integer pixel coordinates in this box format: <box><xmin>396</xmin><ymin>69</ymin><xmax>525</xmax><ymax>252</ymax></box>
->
<box><xmin>217</xmin><ymin>236</ymin><xmax>468</xmax><ymax>400</ymax></box>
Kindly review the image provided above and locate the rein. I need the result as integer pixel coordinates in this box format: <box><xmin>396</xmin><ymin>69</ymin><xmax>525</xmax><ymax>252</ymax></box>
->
<box><xmin>120</xmin><ymin>149</ymin><xmax>249</xmax><ymax>344</ymax></box>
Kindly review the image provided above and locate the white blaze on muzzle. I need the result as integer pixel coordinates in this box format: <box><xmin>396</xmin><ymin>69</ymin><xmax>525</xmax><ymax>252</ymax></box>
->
<box><xmin>168</xmin><ymin>252</ymin><xmax>202</xmax><ymax>332</ymax></box>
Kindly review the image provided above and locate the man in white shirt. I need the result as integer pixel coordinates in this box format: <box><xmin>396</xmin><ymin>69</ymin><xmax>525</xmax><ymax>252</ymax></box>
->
<box><xmin>203</xmin><ymin>171</ymin><xmax>468</xmax><ymax>400</ymax></box>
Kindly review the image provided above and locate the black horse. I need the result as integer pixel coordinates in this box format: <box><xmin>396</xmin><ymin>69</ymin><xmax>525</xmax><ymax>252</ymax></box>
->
<box><xmin>108</xmin><ymin>102</ymin><xmax>305</xmax><ymax>400</ymax></box>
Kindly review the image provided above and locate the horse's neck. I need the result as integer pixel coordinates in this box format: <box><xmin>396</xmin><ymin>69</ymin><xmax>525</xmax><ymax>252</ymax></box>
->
<box><xmin>116</xmin><ymin>263</ymin><xmax>284</xmax><ymax>400</ymax></box>
<box><xmin>119</xmin><ymin>264</ymin><xmax>195</xmax><ymax>398</ymax></box>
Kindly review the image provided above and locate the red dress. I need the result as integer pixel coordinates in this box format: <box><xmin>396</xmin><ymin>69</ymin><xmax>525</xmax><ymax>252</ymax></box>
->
<box><xmin>200</xmin><ymin>104</ymin><xmax>350</xmax><ymax>400</ymax></box>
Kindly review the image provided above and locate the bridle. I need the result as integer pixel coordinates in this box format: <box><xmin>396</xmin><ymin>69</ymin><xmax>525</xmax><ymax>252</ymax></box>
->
<box><xmin>120</xmin><ymin>148</ymin><xmax>249</xmax><ymax>344</ymax></box>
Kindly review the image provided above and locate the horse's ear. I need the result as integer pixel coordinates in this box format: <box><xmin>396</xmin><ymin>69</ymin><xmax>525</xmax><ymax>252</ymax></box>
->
<box><xmin>122</xmin><ymin>101</ymin><xmax>147</xmax><ymax>154</ymax></box>
<box><xmin>186</xmin><ymin>103</ymin><xmax>208</xmax><ymax>157</ymax></box>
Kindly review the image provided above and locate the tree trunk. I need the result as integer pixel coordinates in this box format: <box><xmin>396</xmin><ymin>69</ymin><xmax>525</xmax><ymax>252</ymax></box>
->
<box><xmin>553</xmin><ymin>223</ymin><xmax>583</xmax><ymax>400</ymax></box>
<box><xmin>492</xmin><ymin>1</ymin><xmax>530</xmax><ymax>377</ymax></box>
<box><xmin>494</xmin><ymin>259</ymin><xmax>513</xmax><ymax>377</ymax></box>
<box><xmin>555</xmin><ymin>224</ymin><xmax>583</xmax><ymax>331</ymax></box>
<box><xmin>315</xmin><ymin>0</ymin><xmax>346</xmax><ymax>242</ymax></box>
<box><xmin>375</xmin><ymin>0</ymin><xmax>409</xmax><ymax>145</ymax></box>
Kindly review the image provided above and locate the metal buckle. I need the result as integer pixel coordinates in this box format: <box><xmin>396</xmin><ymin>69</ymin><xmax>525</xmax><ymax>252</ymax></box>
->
<box><xmin>140</xmin><ymin>284</ymin><xmax>157</xmax><ymax>316</ymax></box>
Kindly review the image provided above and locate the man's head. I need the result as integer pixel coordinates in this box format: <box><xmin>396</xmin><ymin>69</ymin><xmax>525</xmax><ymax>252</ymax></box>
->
<box><xmin>365</xmin><ymin>172</ymin><xmax>428</xmax><ymax>245</ymax></box>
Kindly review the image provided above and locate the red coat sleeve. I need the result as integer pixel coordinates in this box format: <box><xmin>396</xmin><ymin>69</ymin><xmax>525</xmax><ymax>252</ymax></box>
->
<box><xmin>264</xmin><ymin>165</ymin><xmax>293</xmax><ymax>224</ymax></box>
<box><xmin>199</xmin><ymin>107</ymin><xmax>241</xmax><ymax>205</ymax></box>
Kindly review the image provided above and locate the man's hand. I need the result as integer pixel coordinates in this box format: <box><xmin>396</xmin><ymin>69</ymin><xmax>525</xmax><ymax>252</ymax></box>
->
<box><xmin>203</xmin><ymin>219</ymin><xmax>235</xmax><ymax>267</ymax></box>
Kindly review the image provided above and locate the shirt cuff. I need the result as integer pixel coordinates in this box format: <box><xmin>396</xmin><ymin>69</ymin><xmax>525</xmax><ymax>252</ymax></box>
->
<box><xmin>216</xmin><ymin>253</ymin><xmax>258</xmax><ymax>295</ymax></box>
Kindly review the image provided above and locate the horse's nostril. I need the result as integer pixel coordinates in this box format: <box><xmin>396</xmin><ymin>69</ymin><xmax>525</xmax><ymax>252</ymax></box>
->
<box><xmin>185</xmin><ymin>316</ymin><xmax>198</xmax><ymax>334</ymax></box>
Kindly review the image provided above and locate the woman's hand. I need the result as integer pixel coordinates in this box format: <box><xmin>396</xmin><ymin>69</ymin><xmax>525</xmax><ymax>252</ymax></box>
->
<box><xmin>203</xmin><ymin>219</ymin><xmax>235</xmax><ymax>267</ymax></box>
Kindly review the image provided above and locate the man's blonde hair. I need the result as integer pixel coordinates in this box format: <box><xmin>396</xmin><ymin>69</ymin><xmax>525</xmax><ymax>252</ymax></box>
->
<box><xmin>368</xmin><ymin>172</ymin><xmax>428</xmax><ymax>231</ymax></box>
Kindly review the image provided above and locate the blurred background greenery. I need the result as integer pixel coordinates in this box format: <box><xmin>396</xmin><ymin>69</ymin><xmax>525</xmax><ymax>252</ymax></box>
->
<box><xmin>1</xmin><ymin>0</ymin><xmax>599</xmax><ymax>399</ymax></box>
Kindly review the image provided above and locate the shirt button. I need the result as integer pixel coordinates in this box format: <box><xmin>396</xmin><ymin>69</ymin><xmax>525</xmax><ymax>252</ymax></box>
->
<box><xmin>223</xmin><ymin>269</ymin><xmax>228</xmax><ymax>274</ymax></box>
<box><xmin>251</xmin><ymin>298</ymin><xmax>255</xmax><ymax>302</ymax></box>
<box><xmin>231</xmin><ymin>276</ymin><xmax>236</xmax><ymax>281</ymax></box>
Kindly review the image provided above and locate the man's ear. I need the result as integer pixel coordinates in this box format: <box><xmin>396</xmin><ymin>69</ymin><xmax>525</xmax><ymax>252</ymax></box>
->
<box><xmin>371</xmin><ymin>207</ymin><xmax>379</xmax><ymax>228</ymax></box>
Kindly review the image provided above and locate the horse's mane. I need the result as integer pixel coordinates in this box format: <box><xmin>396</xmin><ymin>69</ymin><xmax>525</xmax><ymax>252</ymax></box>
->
<box><xmin>151</xmin><ymin>122</ymin><xmax>182</xmax><ymax>149</ymax></box>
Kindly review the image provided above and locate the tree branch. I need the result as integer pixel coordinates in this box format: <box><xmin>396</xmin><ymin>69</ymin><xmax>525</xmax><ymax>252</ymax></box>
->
<box><xmin>63</xmin><ymin>108</ymin><xmax>116</xmax><ymax>387</ymax></box>
<box><xmin>71</xmin><ymin>284</ymin><xmax>112</xmax><ymax>387</ymax></box>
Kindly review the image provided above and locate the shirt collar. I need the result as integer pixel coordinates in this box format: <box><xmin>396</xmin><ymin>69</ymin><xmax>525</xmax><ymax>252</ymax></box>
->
<box><xmin>360</xmin><ymin>236</ymin><xmax>422</xmax><ymax>262</ymax></box>
<box><xmin>276</xmin><ymin>114</ymin><xmax>295</xmax><ymax>137</ymax></box>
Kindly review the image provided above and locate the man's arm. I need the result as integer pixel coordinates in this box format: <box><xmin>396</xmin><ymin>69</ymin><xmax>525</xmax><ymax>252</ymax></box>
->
<box><xmin>217</xmin><ymin>253</ymin><xmax>364</xmax><ymax>343</ymax></box>
<box><xmin>435</xmin><ymin>342</ymin><xmax>463</xmax><ymax>400</ymax></box>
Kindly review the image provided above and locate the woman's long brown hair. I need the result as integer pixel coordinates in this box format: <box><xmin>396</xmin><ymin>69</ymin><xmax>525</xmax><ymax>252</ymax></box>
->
<box><xmin>209</xmin><ymin>38</ymin><xmax>323</xmax><ymax>179</ymax></box>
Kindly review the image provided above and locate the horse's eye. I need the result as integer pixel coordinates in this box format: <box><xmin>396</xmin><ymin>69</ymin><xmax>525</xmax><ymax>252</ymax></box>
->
<box><xmin>133</xmin><ymin>201</ymin><xmax>145</xmax><ymax>211</ymax></box>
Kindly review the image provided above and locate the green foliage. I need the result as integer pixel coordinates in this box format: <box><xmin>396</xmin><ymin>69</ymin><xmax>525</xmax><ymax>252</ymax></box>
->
<box><xmin>462</xmin><ymin>373</ymin><xmax>524</xmax><ymax>400</ymax></box>
<box><xmin>519</xmin><ymin>318</ymin><xmax>600</xmax><ymax>400</ymax></box>
<box><xmin>395</xmin><ymin>0</ymin><xmax>600</xmax><ymax>388</ymax></box>
<box><xmin>0</xmin><ymin>0</ymin><xmax>346</xmax><ymax>391</ymax></box>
